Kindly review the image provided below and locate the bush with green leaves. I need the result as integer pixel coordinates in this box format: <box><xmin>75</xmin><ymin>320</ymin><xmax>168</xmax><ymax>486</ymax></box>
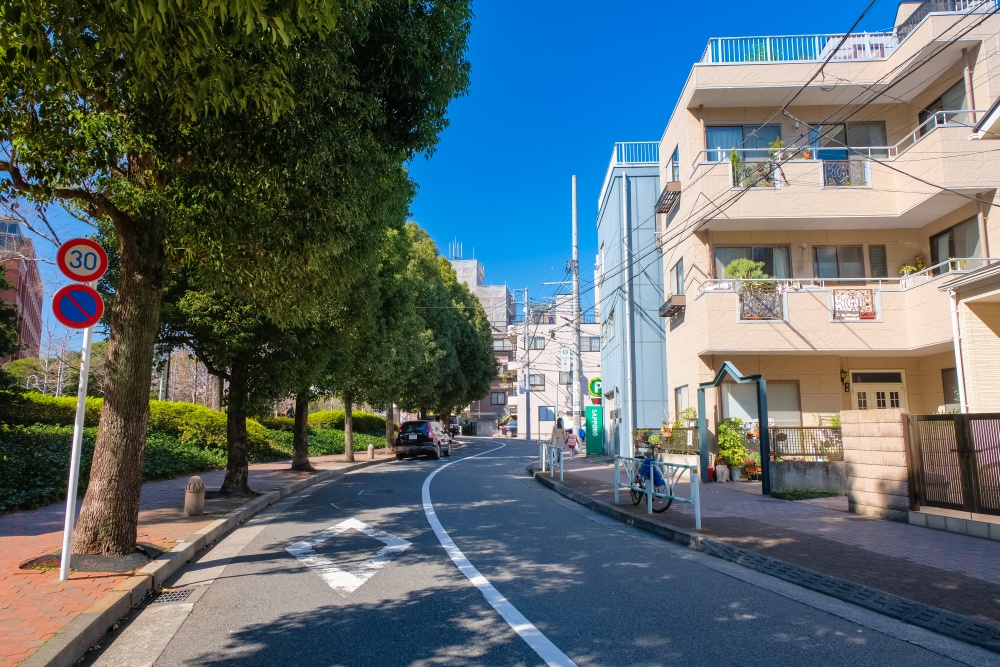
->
<box><xmin>716</xmin><ymin>417</ymin><xmax>748</xmax><ymax>467</ymax></box>
<box><xmin>307</xmin><ymin>410</ymin><xmax>385</xmax><ymax>434</ymax></box>
<box><xmin>257</xmin><ymin>416</ymin><xmax>295</xmax><ymax>431</ymax></box>
<box><xmin>263</xmin><ymin>427</ymin><xmax>384</xmax><ymax>457</ymax></box>
<box><xmin>0</xmin><ymin>393</ymin><xmax>103</xmax><ymax>427</ymax></box>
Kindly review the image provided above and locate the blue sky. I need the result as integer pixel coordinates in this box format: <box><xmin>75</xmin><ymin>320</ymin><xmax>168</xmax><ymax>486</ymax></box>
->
<box><xmin>407</xmin><ymin>0</ymin><xmax>902</xmax><ymax>307</ymax></box>
<box><xmin>28</xmin><ymin>0</ymin><xmax>904</xmax><ymax>337</ymax></box>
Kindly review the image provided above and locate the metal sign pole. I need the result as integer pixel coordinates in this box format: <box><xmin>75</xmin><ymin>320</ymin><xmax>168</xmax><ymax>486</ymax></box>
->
<box><xmin>59</xmin><ymin>282</ymin><xmax>97</xmax><ymax>581</ymax></box>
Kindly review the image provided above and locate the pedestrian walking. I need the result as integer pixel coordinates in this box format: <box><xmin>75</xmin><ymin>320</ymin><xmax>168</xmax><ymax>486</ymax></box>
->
<box><xmin>565</xmin><ymin>430</ymin><xmax>579</xmax><ymax>460</ymax></box>
<box><xmin>577</xmin><ymin>421</ymin><xmax>586</xmax><ymax>451</ymax></box>
<box><xmin>284</xmin><ymin>405</ymin><xmax>294</xmax><ymax>419</ymax></box>
<box><xmin>551</xmin><ymin>417</ymin><xmax>567</xmax><ymax>454</ymax></box>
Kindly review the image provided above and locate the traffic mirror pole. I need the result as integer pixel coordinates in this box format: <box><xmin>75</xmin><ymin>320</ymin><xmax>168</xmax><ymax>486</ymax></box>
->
<box><xmin>59</xmin><ymin>281</ymin><xmax>97</xmax><ymax>581</ymax></box>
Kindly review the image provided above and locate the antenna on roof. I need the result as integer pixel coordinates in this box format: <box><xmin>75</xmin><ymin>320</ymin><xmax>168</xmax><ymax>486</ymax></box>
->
<box><xmin>448</xmin><ymin>238</ymin><xmax>464</xmax><ymax>260</ymax></box>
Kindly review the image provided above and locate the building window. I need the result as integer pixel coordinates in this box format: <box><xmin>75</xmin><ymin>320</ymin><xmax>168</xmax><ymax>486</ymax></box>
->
<box><xmin>587</xmin><ymin>336</ymin><xmax>601</xmax><ymax>352</ymax></box>
<box><xmin>674</xmin><ymin>386</ymin><xmax>689</xmax><ymax>416</ymax></box>
<box><xmin>538</xmin><ymin>406</ymin><xmax>555</xmax><ymax>422</ymax></box>
<box><xmin>669</xmin><ymin>258</ymin><xmax>685</xmax><ymax>296</ymax></box>
<box><xmin>706</xmin><ymin>125</ymin><xmax>780</xmax><ymax>162</ymax></box>
<box><xmin>714</xmin><ymin>246</ymin><xmax>790</xmax><ymax>279</ymax></box>
<box><xmin>920</xmin><ymin>79</ymin><xmax>966</xmax><ymax>133</ymax></box>
<box><xmin>492</xmin><ymin>338</ymin><xmax>514</xmax><ymax>351</ymax></box>
<box><xmin>813</xmin><ymin>246</ymin><xmax>864</xmax><ymax>279</ymax></box>
<box><xmin>490</xmin><ymin>392</ymin><xmax>505</xmax><ymax>405</ymax></box>
<box><xmin>670</xmin><ymin>146</ymin><xmax>680</xmax><ymax>182</ymax></box>
<box><xmin>528</xmin><ymin>374</ymin><xmax>545</xmax><ymax>390</ymax></box>
<box><xmin>931</xmin><ymin>217</ymin><xmax>980</xmax><ymax>269</ymax></box>
<box><xmin>810</xmin><ymin>122</ymin><xmax>887</xmax><ymax>158</ymax></box>
<box><xmin>529</xmin><ymin>336</ymin><xmax>546</xmax><ymax>350</ymax></box>
<box><xmin>869</xmin><ymin>245</ymin><xmax>888</xmax><ymax>278</ymax></box>
<box><xmin>603</xmin><ymin>310</ymin><xmax>615</xmax><ymax>342</ymax></box>
<box><xmin>559</xmin><ymin>371</ymin><xmax>573</xmax><ymax>385</ymax></box>
<box><xmin>942</xmin><ymin>367</ymin><xmax>959</xmax><ymax>407</ymax></box>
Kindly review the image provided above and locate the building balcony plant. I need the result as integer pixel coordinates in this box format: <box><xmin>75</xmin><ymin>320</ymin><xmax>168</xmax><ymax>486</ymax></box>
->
<box><xmin>726</xmin><ymin>258</ymin><xmax>783</xmax><ymax>320</ymax></box>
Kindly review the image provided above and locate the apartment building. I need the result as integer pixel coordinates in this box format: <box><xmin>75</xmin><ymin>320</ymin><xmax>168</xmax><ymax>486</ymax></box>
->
<box><xmin>656</xmin><ymin>0</ymin><xmax>1000</xmax><ymax>429</ymax></box>
<box><xmin>508</xmin><ymin>300</ymin><xmax>601</xmax><ymax>440</ymax></box>
<box><xmin>596</xmin><ymin>143</ymin><xmax>669</xmax><ymax>456</ymax></box>
<box><xmin>0</xmin><ymin>217</ymin><xmax>43</xmax><ymax>363</ymax></box>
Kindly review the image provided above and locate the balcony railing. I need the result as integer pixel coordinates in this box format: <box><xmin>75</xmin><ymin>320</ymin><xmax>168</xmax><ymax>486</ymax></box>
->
<box><xmin>600</xmin><ymin>141</ymin><xmax>660</xmax><ymax>206</ymax></box>
<box><xmin>769</xmin><ymin>427</ymin><xmax>844</xmax><ymax>461</ymax></box>
<box><xmin>731</xmin><ymin>161</ymin><xmax>778</xmax><ymax>189</ymax></box>
<box><xmin>822</xmin><ymin>159</ymin><xmax>870</xmax><ymax>187</ymax></box>
<box><xmin>832</xmin><ymin>288</ymin><xmax>877</xmax><ymax>321</ymax></box>
<box><xmin>739</xmin><ymin>290</ymin><xmax>783</xmax><ymax>320</ymax></box>
<box><xmin>700</xmin><ymin>1</ymin><xmax>997</xmax><ymax>64</ymax></box>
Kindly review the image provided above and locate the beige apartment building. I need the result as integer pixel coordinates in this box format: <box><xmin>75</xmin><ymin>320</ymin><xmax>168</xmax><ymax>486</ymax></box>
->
<box><xmin>657</xmin><ymin>1</ymin><xmax>1000</xmax><ymax>429</ymax></box>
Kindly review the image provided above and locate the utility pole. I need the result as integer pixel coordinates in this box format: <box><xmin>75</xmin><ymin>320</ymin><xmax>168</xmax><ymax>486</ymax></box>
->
<box><xmin>622</xmin><ymin>173</ymin><xmax>635</xmax><ymax>457</ymax></box>
<box><xmin>571</xmin><ymin>175</ymin><xmax>582</xmax><ymax>434</ymax></box>
<box><xmin>522</xmin><ymin>287</ymin><xmax>531</xmax><ymax>441</ymax></box>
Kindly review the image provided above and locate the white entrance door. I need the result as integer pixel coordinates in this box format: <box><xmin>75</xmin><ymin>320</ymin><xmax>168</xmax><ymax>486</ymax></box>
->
<box><xmin>851</xmin><ymin>371</ymin><xmax>906</xmax><ymax>411</ymax></box>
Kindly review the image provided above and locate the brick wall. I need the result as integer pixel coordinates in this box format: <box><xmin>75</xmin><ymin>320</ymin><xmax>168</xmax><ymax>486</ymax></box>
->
<box><xmin>841</xmin><ymin>408</ymin><xmax>909</xmax><ymax>522</ymax></box>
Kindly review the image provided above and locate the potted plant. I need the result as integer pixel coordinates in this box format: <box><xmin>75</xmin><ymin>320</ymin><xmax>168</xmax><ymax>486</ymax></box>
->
<box><xmin>859</xmin><ymin>311</ymin><xmax>877</xmax><ymax>320</ymax></box>
<box><xmin>717</xmin><ymin>417</ymin><xmax>749</xmax><ymax>481</ymax></box>
<box><xmin>742</xmin><ymin>452</ymin><xmax>763</xmax><ymax>480</ymax></box>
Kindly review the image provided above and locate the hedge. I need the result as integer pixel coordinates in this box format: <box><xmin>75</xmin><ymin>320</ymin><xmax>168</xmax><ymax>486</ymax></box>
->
<box><xmin>257</xmin><ymin>415</ymin><xmax>295</xmax><ymax>431</ymax></box>
<box><xmin>308</xmin><ymin>410</ymin><xmax>385</xmax><ymax>434</ymax></box>
<box><xmin>0</xmin><ymin>393</ymin><xmax>103</xmax><ymax>427</ymax></box>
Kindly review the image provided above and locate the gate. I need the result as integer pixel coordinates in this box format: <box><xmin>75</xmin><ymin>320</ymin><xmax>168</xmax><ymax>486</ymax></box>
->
<box><xmin>906</xmin><ymin>414</ymin><xmax>1000</xmax><ymax>516</ymax></box>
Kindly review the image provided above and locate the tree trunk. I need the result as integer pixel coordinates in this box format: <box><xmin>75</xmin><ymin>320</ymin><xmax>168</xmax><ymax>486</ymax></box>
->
<box><xmin>221</xmin><ymin>367</ymin><xmax>251</xmax><ymax>493</ymax></box>
<box><xmin>385</xmin><ymin>403</ymin><xmax>396</xmax><ymax>451</ymax></box>
<box><xmin>344</xmin><ymin>390</ymin><xmax>355</xmax><ymax>462</ymax></box>
<box><xmin>291</xmin><ymin>391</ymin><xmax>314</xmax><ymax>471</ymax></box>
<box><xmin>73</xmin><ymin>222</ymin><xmax>165</xmax><ymax>557</ymax></box>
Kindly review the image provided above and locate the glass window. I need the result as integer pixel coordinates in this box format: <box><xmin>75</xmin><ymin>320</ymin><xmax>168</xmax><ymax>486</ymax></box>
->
<box><xmin>538</xmin><ymin>406</ymin><xmax>555</xmax><ymax>422</ymax></box>
<box><xmin>559</xmin><ymin>371</ymin><xmax>572</xmax><ymax>385</ymax></box>
<box><xmin>603</xmin><ymin>310</ymin><xmax>615</xmax><ymax>341</ymax></box>
<box><xmin>810</xmin><ymin>122</ymin><xmax>886</xmax><ymax>158</ymax></box>
<box><xmin>942</xmin><ymin>368</ymin><xmax>959</xmax><ymax>406</ymax></box>
<box><xmin>931</xmin><ymin>217</ymin><xmax>981</xmax><ymax>269</ymax></box>
<box><xmin>813</xmin><ymin>246</ymin><xmax>864</xmax><ymax>278</ymax></box>
<box><xmin>869</xmin><ymin>245</ymin><xmax>888</xmax><ymax>278</ymax></box>
<box><xmin>714</xmin><ymin>246</ymin><xmax>790</xmax><ymax>278</ymax></box>
<box><xmin>851</xmin><ymin>372</ymin><xmax>903</xmax><ymax>383</ymax></box>
<box><xmin>490</xmin><ymin>392</ymin><xmax>505</xmax><ymax>405</ymax></box>
<box><xmin>669</xmin><ymin>258</ymin><xmax>685</xmax><ymax>296</ymax></box>
<box><xmin>674</xmin><ymin>386</ymin><xmax>689</xmax><ymax>416</ymax></box>
<box><xmin>528</xmin><ymin>374</ymin><xmax>545</xmax><ymax>389</ymax></box>
<box><xmin>587</xmin><ymin>336</ymin><xmax>601</xmax><ymax>352</ymax></box>
<box><xmin>671</xmin><ymin>146</ymin><xmax>680</xmax><ymax>182</ymax></box>
<box><xmin>706</xmin><ymin>125</ymin><xmax>780</xmax><ymax>161</ymax></box>
<box><xmin>920</xmin><ymin>79</ymin><xmax>967</xmax><ymax>132</ymax></box>
<box><xmin>529</xmin><ymin>336</ymin><xmax>546</xmax><ymax>350</ymax></box>
<box><xmin>492</xmin><ymin>338</ymin><xmax>514</xmax><ymax>351</ymax></box>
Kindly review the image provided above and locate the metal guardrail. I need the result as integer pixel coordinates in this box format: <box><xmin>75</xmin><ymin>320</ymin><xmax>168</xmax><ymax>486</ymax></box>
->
<box><xmin>613</xmin><ymin>455</ymin><xmax>701</xmax><ymax>528</ymax></box>
<box><xmin>538</xmin><ymin>441</ymin><xmax>564</xmax><ymax>482</ymax></box>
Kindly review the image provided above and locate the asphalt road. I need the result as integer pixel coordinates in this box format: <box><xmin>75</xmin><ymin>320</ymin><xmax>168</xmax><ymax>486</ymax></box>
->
<box><xmin>87</xmin><ymin>438</ymin><xmax>1000</xmax><ymax>667</ymax></box>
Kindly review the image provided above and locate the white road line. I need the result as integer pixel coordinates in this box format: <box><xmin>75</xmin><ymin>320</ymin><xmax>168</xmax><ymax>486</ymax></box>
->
<box><xmin>422</xmin><ymin>443</ymin><xmax>578</xmax><ymax>667</ymax></box>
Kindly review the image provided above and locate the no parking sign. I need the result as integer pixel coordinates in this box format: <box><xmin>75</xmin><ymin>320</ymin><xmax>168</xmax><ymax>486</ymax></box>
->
<box><xmin>52</xmin><ymin>284</ymin><xmax>104</xmax><ymax>329</ymax></box>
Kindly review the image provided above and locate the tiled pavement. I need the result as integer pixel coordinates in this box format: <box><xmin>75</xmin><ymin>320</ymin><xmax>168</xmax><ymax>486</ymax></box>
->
<box><xmin>0</xmin><ymin>451</ymin><xmax>395</xmax><ymax>667</ymax></box>
<box><xmin>551</xmin><ymin>456</ymin><xmax>1000</xmax><ymax>628</ymax></box>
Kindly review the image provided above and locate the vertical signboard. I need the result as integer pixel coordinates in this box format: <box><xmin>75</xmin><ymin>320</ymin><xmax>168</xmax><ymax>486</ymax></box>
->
<box><xmin>585</xmin><ymin>405</ymin><xmax>604</xmax><ymax>455</ymax></box>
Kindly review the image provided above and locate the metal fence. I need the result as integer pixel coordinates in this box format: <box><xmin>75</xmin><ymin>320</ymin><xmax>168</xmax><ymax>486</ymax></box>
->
<box><xmin>633</xmin><ymin>428</ymin><xmax>699</xmax><ymax>455</ymax></box>
<box><xmin>767</xmin><ymin>427</ymin><xmax>844</xmax><ymax>460</ymax></box>
<box><xmin>538</xmin><ymin>441</ymin><xmax>564</xmax><ymax>482</ymax></box>
<box><xmin>613</xmin><ymin>455</ymin><xmax>701</xmax><ymax>527</ymax></box>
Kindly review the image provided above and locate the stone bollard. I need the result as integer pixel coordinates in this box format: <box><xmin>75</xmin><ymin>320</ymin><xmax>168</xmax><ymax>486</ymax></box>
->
<box><xmin>367</xmin><ymin>444</ymin><xmax>375</xmax><ymax>460</ymax></box>
<box><xmin>184</xmin><ymin>476</ymin><xmax>205</xmax><ymax>516</ymax></box>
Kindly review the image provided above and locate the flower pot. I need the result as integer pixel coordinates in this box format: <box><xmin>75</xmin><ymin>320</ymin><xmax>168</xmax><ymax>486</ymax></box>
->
<box><xmin>729</xmin><ymin>465</ymin><xmax>742</xmax><ymax>481</ymax></box>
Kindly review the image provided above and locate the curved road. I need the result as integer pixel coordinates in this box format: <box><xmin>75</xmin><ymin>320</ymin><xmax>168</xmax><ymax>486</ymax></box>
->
<box><xmin>87</xmin><ymin>438</ymin><xmax>999</xmax><ymax>667</ymax></box>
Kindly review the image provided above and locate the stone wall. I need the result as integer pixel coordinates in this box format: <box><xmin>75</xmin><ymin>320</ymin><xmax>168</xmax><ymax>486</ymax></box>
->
<box><xmin>841</xmin><ymin>408</ymin><xmax>909</xmax><ymax>521</ymax></box>
<box><xmin>769</xmin><ymin>461</ymin><xmax>847</xmax><ymax>494</ymax></box>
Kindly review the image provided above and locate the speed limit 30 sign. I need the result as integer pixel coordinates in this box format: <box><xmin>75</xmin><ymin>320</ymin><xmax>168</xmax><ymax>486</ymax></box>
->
<box><xmin>56</xmin><ymin>238</ymin><xmax>109</xmax><ymax>282</ymax></box>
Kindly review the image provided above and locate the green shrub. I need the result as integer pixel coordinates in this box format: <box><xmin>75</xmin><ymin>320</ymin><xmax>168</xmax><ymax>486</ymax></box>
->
<box><xmin>770</xmin><ymin>487</ymin><xmax>841</xmax><ymax>501</ymax></box>
<box><xmin>0</xmin><ymin>424</ymin><xmax>226</xmax><ymax>513</ymax></box>
<box><xmin>257</xmin><ymin>416</ymin><xmax>296</xmax><ymax>431</ymax></box>
<box><xmin>148</xmin><ymin>401</ymin><xmax>210</xmax><ymax>435</ymax></box>
<box><xmin>0</xmin><ymin>393</ymin><xmax>103</xmax><ymax>427</ymax></box>
<box><xmin>716</xmin><ymin>417</ymin><xmax>748</xmax><ymax>466</ymax></box>
<box><xmin>308</xmin><ymin>410</ymin><xmax>385</xmax><ymax>434</ymax></box>
<box><xmin>262</xmin><ymin>427</ymin><xmax>385</xmax><ymax>457</ymax></box>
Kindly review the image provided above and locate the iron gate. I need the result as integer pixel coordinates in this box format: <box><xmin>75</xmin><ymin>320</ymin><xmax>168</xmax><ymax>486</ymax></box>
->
<box><xmin>906</xmin><ymin>414</ymin><xmax>1000</xmax><ymax>516</ymax></box>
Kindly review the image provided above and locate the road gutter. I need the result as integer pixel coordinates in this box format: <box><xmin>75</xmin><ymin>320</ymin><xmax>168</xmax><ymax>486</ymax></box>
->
<box><xmin>22</xmin><ymin>458</ymin><xmax>391</xmax><ymax>667</ymax></box>
<box><xmin>529</xmin><ymin>466</ymin><xmax>1000</xmax><ymax>655</ymax></box>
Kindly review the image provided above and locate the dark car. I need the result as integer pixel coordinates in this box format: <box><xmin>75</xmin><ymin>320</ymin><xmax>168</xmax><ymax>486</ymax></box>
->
<box><xmin>395</xmin><ymin>420</ymin><xmax>452</xmax><ymax>460</ymax></box>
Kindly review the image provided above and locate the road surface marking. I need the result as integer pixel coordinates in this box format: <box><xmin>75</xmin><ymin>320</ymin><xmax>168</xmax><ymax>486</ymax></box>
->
<box><xmin>286</xmin><ymin>517</ymin><xmax>411</xmax><ymax>596</ymax></box>
<box><xmin>422</xmin><ymin>443</ymin><xmax>578</xmax><ymax>667</ymax></box>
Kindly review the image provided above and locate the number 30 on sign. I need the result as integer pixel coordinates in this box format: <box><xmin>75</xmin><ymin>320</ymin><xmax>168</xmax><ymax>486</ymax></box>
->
<box><xmin>56</xmin><ymin>238</ymin><xmax>109</xmax><ymax>282</ymax></box>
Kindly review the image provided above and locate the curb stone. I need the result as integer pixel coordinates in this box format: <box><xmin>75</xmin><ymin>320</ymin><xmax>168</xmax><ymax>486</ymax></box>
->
<box><xmin>529</xmin><ymin>466</ymin><xmax>1000</xmax><ymax>654</ymax></box>
<box><xmin>20</xmin><ymin>457</ymin><xmax>391</xmax><ymax>667</ymax></box>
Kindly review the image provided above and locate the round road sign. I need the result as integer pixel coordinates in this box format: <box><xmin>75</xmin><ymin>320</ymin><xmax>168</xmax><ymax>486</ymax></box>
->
<box><xmin>57</xmin><ymin>238</ymin><xmax>108</xmax><ymax>282</ymax></box>
<box><xmin>588</xmin><ymin>377</ymin><xmax>602</xmax><ymax>397</ymax></box>
<box><xmin>52</xmin><ymin>284</ymin><xmax>104</xmax><ymax>329</ymax></box>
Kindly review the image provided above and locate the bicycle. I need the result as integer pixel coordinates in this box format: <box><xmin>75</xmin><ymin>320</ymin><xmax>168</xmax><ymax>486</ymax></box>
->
<box><xmin>629</xmin><ymin>447</ymin><xmax>673</xmax><ymax>513</ymax></box>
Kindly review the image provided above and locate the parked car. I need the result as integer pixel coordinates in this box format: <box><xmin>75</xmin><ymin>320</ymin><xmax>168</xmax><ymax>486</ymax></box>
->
<box><xmin>505</xmin><ymin>420</ymin><xmax>518</xmax><ymax>438</ymax></box>
<box><xmin>395</xmin><ymin>420</ymin><xmax>452</xmax><ymax>460</ymax></box>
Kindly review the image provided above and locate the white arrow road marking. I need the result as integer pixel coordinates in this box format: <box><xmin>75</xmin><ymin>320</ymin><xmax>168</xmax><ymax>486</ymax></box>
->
<box><xmin>285</xmin><ymin>517</ymin><xmax>411</xmax><ymax>596</ymax></box>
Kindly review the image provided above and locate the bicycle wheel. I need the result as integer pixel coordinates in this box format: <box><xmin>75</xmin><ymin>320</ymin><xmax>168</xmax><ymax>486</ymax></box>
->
<box><xmin>629</xmin><ymin>475</ymin><xmax>643</xmax><ymax>505</ymax></box>
<box><xmin>651</xmin><ymin>482</ymin><xmax>673</xmax><ymax>513</ymax></box>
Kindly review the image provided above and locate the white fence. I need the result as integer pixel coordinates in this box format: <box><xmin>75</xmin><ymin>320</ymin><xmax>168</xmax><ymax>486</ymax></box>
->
<box><xmin>538</xmin><ymin>441</ymin><xmax>564</xmax><ymax>482</ymax></box>
<box><xmin>614</xmin><ymin>456</ymin><xmax>702</xmax><ymax>529</ymax></box>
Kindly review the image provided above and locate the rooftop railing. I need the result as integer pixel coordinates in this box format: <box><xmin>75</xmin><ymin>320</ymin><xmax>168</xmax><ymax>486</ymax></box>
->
<box><xmin>700</xmin><ymin>0</ymin><xmax>997</xmax><ymax>64</ymax></box>
<box><xmin>599</xmin><ymin>141</ymin><xmax>660</xmax><ymax>206</ymax></box>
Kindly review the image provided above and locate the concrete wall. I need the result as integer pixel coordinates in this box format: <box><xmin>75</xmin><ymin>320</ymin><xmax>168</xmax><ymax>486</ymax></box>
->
<box><xmin>769</xmin><ymin>461</ymin><xmax>847</xmax><ymax>494</ymax></box>
<box><xmin>841</xmin><ymin>408</ymin><xmax>909</xmax><ymax>521</ymax></box>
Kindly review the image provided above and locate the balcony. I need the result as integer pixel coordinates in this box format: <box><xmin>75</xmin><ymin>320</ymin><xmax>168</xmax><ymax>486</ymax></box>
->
<box><xmin>689</xmin><ymin>259</ymin><xmax>996</xmax><ymax>354</ymax></box>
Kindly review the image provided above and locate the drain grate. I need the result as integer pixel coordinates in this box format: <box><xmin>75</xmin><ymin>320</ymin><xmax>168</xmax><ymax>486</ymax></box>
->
<box><xmin>148</xmin><ymin>589</ymin><xmax>194</xmax><ymax>605</ymax></box>
<box><xmin>358</xmin><ymin>489</ymin><xmax>393</xmax><ymax>496</ymax></box>
<box><xmin>331</xmin><ymin>501</ymin><xmax>366</xmax><ymax>510</ymax></box>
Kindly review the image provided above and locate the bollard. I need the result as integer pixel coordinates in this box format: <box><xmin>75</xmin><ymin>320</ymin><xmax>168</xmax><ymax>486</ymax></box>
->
<box><xmin>184</xmin><ymin>475</ymin><xmax>205</xmax><ymax>516</ymax></box>
<box><xmin>367</xmin><ymin>443</ymin><xmax>375</xmax><ymax>460</ymax></box>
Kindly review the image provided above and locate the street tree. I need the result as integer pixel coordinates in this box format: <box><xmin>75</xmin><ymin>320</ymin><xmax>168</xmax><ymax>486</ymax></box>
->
<box><xmin>0</xmin><ymin>0</ymin><xmax>471</xmax><ymax>555</ymax></box>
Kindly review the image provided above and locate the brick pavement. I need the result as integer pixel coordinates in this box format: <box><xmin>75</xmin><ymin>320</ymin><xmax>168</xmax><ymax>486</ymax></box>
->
<box><xmin>549</xmin><ymin>456</ymin><xmax>1000</xmax><ymax>628</ymax></box>
<box><xmin>0</xmin><ymin>450</ymin><xmax>395</xmax><ymax>667</ymax></box>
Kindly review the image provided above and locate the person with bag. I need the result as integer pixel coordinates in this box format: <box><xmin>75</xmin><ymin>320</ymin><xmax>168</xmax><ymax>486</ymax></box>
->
<box><xmin>551</xmin><ymin>417</ymin><xmax>568</xmax><ymax>456</ymax></box>
<box><xmin>565</xmin><ymin>430</ymin><xmax>579</xmax><ymax>460</ymax></box>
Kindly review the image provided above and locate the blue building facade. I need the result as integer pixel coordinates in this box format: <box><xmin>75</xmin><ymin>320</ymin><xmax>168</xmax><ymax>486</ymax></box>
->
<box><xmin>595</xmin><ymin>143</ymin><xmax>668</xmax><ymax>456</ymax></box>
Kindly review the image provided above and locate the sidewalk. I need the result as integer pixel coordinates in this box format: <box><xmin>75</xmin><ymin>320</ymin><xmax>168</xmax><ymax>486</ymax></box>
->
<box><xmin>543</xmin><ymin>455</ymin><xmax>1000</xmax><ymax>630</ymax></box>
<box><xmin>0</xmin><ymin>450</ymin><xmax>395</xmax><ymax>667</ymax></box>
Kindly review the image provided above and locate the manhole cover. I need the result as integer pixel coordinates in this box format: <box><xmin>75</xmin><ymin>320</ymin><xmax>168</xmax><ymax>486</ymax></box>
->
<box><xmin>358</xmin><ymin>489</ymin><xmax>393</xmax><ymax>496</ymax></box>
<box><xmin>331</xmin><ymin>502</ymin><xmax>366</xmax><ymax>511</ymax></box>
<box><xmin>148</xmin><ymin>589</ymin><xmax>194</xmax><ymax>605</ymax></box>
